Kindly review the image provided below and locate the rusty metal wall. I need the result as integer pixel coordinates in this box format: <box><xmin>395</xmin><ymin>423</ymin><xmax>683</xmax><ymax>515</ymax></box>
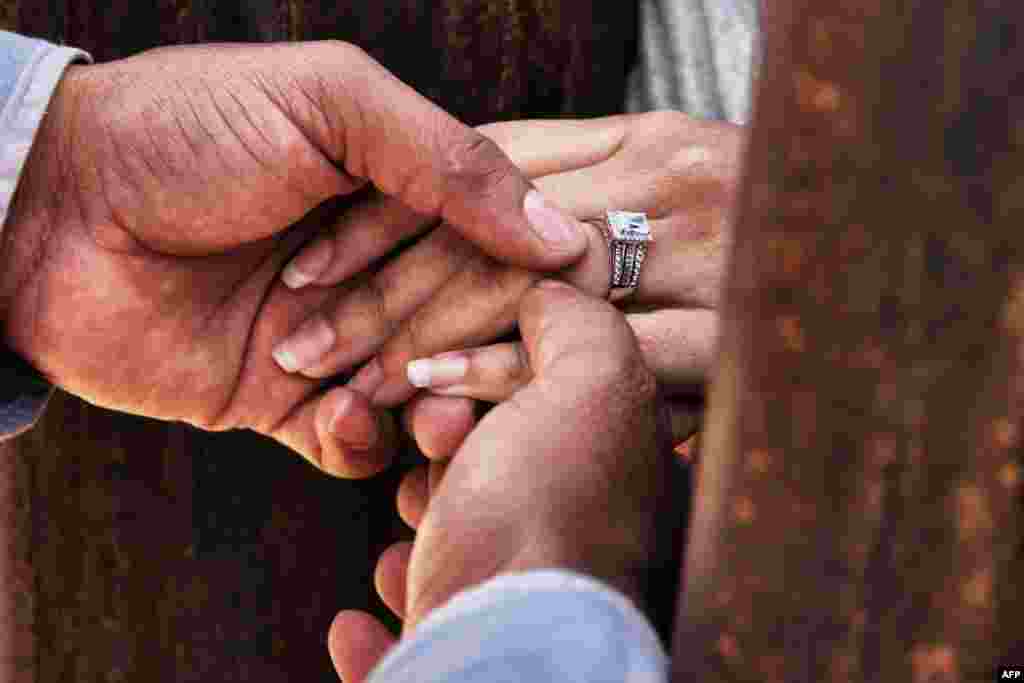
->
<box><xmin>673</xmin><ymin>1</ymin><xmax>1024</xmax><ymax>681</ymax></box>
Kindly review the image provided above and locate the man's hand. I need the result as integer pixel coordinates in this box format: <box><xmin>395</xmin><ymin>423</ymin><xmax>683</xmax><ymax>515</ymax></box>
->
<box><xmin>0</xmin><ymin>41</ymin><xmax>588</xmax><ymax>475</ymax></box>
<box><xmin>327</xmin><ymin>281</ymin><xmax>681</xmax><ymax>682</ymax></box>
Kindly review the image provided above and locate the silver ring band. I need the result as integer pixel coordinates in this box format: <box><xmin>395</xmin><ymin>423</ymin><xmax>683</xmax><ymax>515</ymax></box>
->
<box><xmin>602</xmin><ymin>210</ymin><xmax>653</xmax><ymax>302</ymax></box>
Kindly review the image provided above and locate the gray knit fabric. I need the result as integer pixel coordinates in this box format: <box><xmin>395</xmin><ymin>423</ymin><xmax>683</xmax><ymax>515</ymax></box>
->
<box><xmin>627</xmin><ymin>0</ymin><xmax>759</xmax><ymax>125</ymax></box>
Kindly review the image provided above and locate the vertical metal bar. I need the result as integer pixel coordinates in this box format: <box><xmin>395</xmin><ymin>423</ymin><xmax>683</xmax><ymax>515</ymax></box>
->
<box><xmin>673</xmin><ymin>1</ymin><xmax>1024</xmax><ymax>680</ymax></box>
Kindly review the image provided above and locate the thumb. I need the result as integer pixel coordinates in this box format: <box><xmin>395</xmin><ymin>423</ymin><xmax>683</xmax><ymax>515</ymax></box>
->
<box><xmin>518</xmin><ymin>280</ymin><xmax>650</xmax><ymax>392</ymax></box>
<box><xmin>295</xmin><ymin>42</ymin><xmax>589</xmax><ymax>271</ymax></box>
<box><xmin>403</xmin><ymin>280</ymin><xmax>665</xmax><ymax>627</ymax></box>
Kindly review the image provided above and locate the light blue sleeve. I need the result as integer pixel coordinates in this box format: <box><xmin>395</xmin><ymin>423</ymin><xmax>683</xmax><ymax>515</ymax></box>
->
<box><xmin>0</xmin><ymin>31</ymin><xmax>92</xmax><ymax>440</ymax></box>
<box><xmin>367</xmin><ymin>569</ymin><xmax>669</xmax><ymax>683</ymax></box>
<box><xmin>0</xmin><ymin>30</ymin><xmax>92</xmax><ymax>230</ymax></box>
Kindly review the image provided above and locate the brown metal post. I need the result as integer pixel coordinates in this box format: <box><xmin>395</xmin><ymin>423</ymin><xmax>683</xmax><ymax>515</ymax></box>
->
<box><xmin>673</xmin><ymin>1</ymin><xmax>1024</xmax><ymax>681</ymax></box>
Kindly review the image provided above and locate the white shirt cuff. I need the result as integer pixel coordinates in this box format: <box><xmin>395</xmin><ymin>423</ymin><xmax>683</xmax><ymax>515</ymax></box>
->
<box><xmin>0</xmin><ymin>40</ymin><xmax>92</xmax><ymax>228</ymax></box>
<box><xmin>368</xmin><ymin>568</ymin><xmax>668</xmax><ymax>683</ymax></box>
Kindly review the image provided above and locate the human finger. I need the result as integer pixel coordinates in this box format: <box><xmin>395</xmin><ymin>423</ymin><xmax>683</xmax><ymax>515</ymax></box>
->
<box><xmin>294</xmin><ymin>41</ymin><xmax>589</xmax><ymax>269</ymax></box>
<box><xmin>396</xmin><ymin>465</ymin><xmax>429</xmax><ymax>529</ymax></box>
<box><xmin>407</xmin><ymin>344</ymin><xmax>530</xmax><ymax>403</ymax></box>
<box><xmin>627</xmin><ymin>307</ymin><xmax>717</xmax><ymax>391</ymax></box>
<box><xmin>401</xmin><ymin>393</ymin><xmax>477</xmax><ymax>461</ymax></box>
<box><xmin>266</xmin><ymin>386</ymin><xmax>398</xmax><ymax>479</ymax></box>
<box><xmin>328</xmin><ymin>610</ymin><xmax>396</xmax><ymax>683</ymax></box>
<box><xmin>404</xmin><ymin>280</ymin><xmax>666</xmax><ymax>628</ymax></box>
<box><xmin>374</xmin><ymin>541</ymin><xmax>413</xmax><ymax>620</ymax></box>
<box><xmin>396</xmin><ymin>457</ymin><xmax>453</xmax><ymax>530</ymax></box>
<box><xmin>347</xmin><ymin>215</ymin><xmax>610</xmax><ymax>406</ymax></box>
<box><xmin>404</xmin><ymin>308</ymin><xmax>716</xmax><ymax>399</ymax></box>
<box><xmin>271</xmin><ymin>224</ymin><xmax>480</xmax><ymax>379</ymax></box>
<box><xmin>282</xmin><ymin>192</ymin><xmax>435</xmax><ymax>289</ymax></box>
<box><xmin>282</xmin><ymin>117</ymin><xmax>629</xmax><ymax>291</ymax></box>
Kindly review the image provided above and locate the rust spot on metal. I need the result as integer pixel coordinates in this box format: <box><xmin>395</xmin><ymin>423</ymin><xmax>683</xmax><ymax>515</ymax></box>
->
<box><xmin>742</xmin><ymin>573</ymin><xmax>765</xmax><ymax>590</ymax></box>
<box><xmin>757</xmin><ymin>654</ymin><xmax>786</xmax><ymax>682</ymax></box>
<box><xmin>851</xmin><ymin>338</ymin><xmax>885</xmax><ymax>369</ymax></box>
<box><xmin>745</xmin><ymin>449</ymin><xmax>772</xmax><ymax>475</ymax></box>
<box><xmin>955</xmin><ymin>484</ymin><xmax>993</xmax><ymax>541</ymax></box>
<box><xmin>781</xmin><ymin>238</ymin><xmax>805</xmax><ymax>275</ymax></box>
<box><xmin>869</xmin><ymin>435</ymin><xmax>897</xmax><ymax>466</ymax></box>
<box><xmin>875</xmin><ymin>378</ymin><xmax>898</xmax><ymax>408</ymax></box>
<box><xmin>792</xmin><ymin>498</ymin><xmax>814</xmax><ymax>521</ymax></box>
<box><xmin>778</xmin><ymin>316</ymin><xmax>805</xmax><ymax>352</ymax></box>
<box><xmin>829</xmin><ymin>653</ymin><xmax>855</xmax><ymax>683</ymax></box>
<box><xmin>794</xmin><ymin>70</ymin><xmax>843</xmax><ymax>113</ymax></box>
<box><xmin>905</xmin><ymin>398</ymin><xmax>927</xmax><ymax>429</ymax></box>
<box><xmin>716</xmin><ymin>633</ymin><xmax>739</xmax><ymax>659</ymax></box>
<box><xmin>1002</xmin><ymin>276</ymin><xmax>1024</xmax><ymax>336</ymax></box>
<box><xmin>847</xmin><ymin>542</ymin><xmax>870</xmax><ymax>567</ymax></box>
<box><xmin>910</xmin><ymin>644</ymin><xmax>957</xmax><ymax>683</ymax></box>
<box><xmin>907</xmin><ymin>441</ymin><xmax>924</xmax><ymax>465</ymax></box>
<box><xmin>990</xmin><ymin>417</ymin><xmax>1018</xmax><ymax>449</ymax></box>
<box><xmin>998</xmin><ymin>461</ymin><xmax>1020</xmax><ymax>489</ymax></box>
<box><xmin>810</xmin><ymin>18</ymin><xmax>832</xmax><ymax>61</ymax></box>
<box><xmin>961</xmin><ymin>567</ymin><xmax>992</xmax><ymax>608</ymax></box>
<box><xmin>733</xmin><ymin>497</ymin><xmax>756</xmax><ymax>524</ymax></box>
<box><xmin>866</xmin><ymin>481</ymin><xmax>884</xmax><ymax>515</ymax></box>
<box><xmin>839</xmin><ymin>223</ymin><xmax>869</xmax><ymax>259</ymax></box>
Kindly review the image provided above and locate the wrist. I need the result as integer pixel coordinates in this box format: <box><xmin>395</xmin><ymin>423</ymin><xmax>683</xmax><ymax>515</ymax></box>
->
<box><xmin>1</xmin><ymin>64</ymin><xmax>87</xmax><ymax>351</ymax></box>
<box><xmin>498</xmin><ymin>535</ymin><xmax>649</xmax><ymax>610</ymax></box>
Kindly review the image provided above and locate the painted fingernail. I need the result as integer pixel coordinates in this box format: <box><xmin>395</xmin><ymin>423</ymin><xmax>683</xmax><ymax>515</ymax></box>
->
<box><xmin>537</xmin><ymin>279</ymin><xmax>574</xmax><ymax>291</ymax></box>
<box><xmin>282</xmin><ymin>238</ymin><xmax>333</xmax><ymax>289</ymax></box>
<box><xmin>524</xmin><ymin>190</ymin><xmax>584</xmax><ymax>248</ymax></box>
<box><xmin>272</xmin><ymin>315</ymin><xmax>336</xmax><ymax>373</ymax></box>
<box><xmin>407</xmin><ymin>353</ymin><xmax>468</xmax><ymax>388</ymax></box>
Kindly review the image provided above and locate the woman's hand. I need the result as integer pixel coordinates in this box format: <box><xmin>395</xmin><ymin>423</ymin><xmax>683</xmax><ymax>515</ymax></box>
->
<box><xmin>273</xmin><ymin>111</ymin><xmax>744</xmax><ymax>472</ymax></box>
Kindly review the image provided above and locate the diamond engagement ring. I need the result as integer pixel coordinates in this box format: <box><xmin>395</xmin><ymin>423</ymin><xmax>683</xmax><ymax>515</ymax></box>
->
<box><xmin>601</xmin><ymin>210</ymin><xmax>653</xmax><ymax>302</ymax></box>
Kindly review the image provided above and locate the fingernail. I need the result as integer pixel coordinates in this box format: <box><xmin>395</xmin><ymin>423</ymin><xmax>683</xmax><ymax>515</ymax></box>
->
<box><xmin>407</xmin><ymin>354</ymin><xmax>468</xmax><ymax>388</ymax></box>
<box><xmin>537</xmin><ymin>279</ymin><xmax>574</xmax><ymax>291</ymax></box>
<box><xmin>272</xmin><ymin>315</ymin><xmax>336</xmax><ymax>373</ymax></box>
<box><xmin>523</xmin><ymin>190</ymin><xmax>584</xmax><ymax>249</ymax></box>
<box><xmin>282</xmin><ymin>238</ymin><xmax>333</xmax><ymax>289</ymax></box>
<box><xmin>431</xmin><ymin>383</ymin><xmax>470</xmax><ymax>396</ymax></box>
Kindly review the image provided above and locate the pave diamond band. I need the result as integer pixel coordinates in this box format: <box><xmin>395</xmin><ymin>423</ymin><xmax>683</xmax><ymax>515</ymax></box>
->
<box><xmin>602</xmin><ymin>210</ymin><xmax>652</xmax><ymax>302</ymax></box>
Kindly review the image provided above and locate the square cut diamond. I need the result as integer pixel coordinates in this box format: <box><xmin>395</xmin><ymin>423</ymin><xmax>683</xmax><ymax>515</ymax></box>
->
<box><xmin>607</xmin><ymin>210</ymin><xmax>652</xmax><ymax>243</ymax></box>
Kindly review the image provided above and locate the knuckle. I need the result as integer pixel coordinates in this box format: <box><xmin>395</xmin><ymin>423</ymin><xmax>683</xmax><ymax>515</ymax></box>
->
<box><xmin>643</xmin><ymin>108</ymin><xmax>691</xmax><ymax>132</ymax></box>
<box><xmin>485</xmin><ymin>346</ymin><xmax>528</xmax><ymax>387</ymax></box>
<box><xmin>363</xmin><ymin>273</ymin><xmax>400</xmax><ymax>339</ymax></box>
<box><xmin>464</xmin><ymin>256</ymin><xmax>533</xmax><ymax>312</ymax></box>
<box><xmin>400</xmin><ymin>312</ymin><xmax>430</xmax><ymax>363</ymax></box>
<box><xmin>322</xmin><ymin>39</ymin><xmax>369</xmax><ymax>64</ymax></box>
<box><xmin>376</xmin><ymin>314</ymin><xmax>426</xmax><ymax>378</ymax></box>
<box><xmin>439</xmin><ymin>132</ymin><xmax>514</xmax><ymax>197</ymax></box>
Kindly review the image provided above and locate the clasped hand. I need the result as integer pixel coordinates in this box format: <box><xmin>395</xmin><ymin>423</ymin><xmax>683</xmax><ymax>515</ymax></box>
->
<box><xmin>0</xmin><ymin>39</ymin><xmax>745</xmax><ymax>681</ymax></box>
<box><xmin>1</xmin><ymin>40</ymin><xmax>742</xmax><ymax>479</ymax></box>
<box><xmin>0</xmin><ymin>40</ymin><xmax>590</xmax><ymax>476</ymax></box>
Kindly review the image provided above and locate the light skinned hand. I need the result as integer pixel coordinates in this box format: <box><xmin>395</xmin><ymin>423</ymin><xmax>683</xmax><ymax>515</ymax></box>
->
<box><xmin>273</xmin><ymin>112</ymin><xmax>742</xmax><ymax>469</ymax></box>
<box><xmin>327</xmin><ymin>281</ymin><xmax>681</xmax><ymax>682</ymax></box>
<box><xmin>0</xmin><ymin>41</ymin><xmax>590</xmax><ymax>477</ymax></box>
